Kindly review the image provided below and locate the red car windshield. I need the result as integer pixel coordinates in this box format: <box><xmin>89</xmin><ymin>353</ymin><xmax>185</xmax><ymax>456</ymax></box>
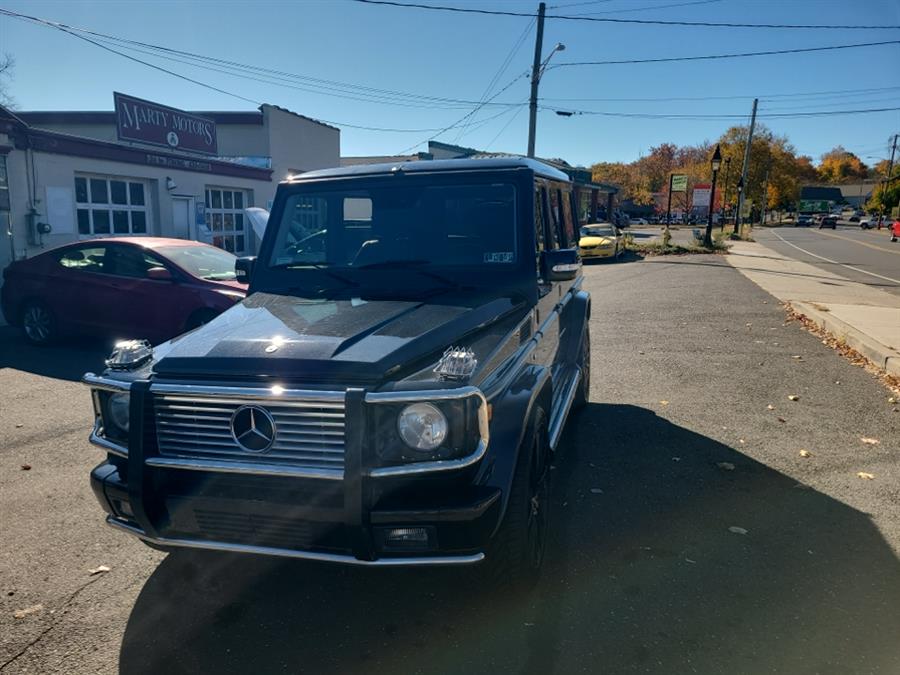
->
<box><xmin>157</xmin><ymin>245</ymin><xmax>237</xmax><ymax>281</ymax></box>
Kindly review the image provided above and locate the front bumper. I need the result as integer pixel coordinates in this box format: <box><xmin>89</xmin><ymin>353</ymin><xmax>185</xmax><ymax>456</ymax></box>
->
<box><xmin>580</xmin><ymin>247</ymin><xmax>616</xmax><ymax>258</ymax></box>
<box><xmin>87</xmin><ymin>380</ymin><xmax>502</xmax><ymax>566</ymax></box>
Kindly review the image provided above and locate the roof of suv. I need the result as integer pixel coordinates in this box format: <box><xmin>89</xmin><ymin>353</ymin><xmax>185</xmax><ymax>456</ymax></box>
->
<box><xmin>287</xmin><ymin>157</ymin><xmax>571</xmax><ymax>183</ymax></box>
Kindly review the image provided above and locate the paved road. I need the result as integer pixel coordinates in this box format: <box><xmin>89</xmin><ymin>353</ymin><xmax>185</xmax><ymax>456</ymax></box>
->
<box><xmin>753</xmin><ymin>225</ymin><xmax>900</xmax><ymax>297</ymax></box>
<box><xmin>2</xmin><ymin>256</ymin><xmax>899</xmax><ymax>674</ymax></box>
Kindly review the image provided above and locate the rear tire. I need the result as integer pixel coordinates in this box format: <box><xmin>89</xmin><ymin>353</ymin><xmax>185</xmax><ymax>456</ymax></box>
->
<box><xmin>484</xmin><ymin>408</ymin><xmax>551</xmax><ymax>593</ymax></box>
<box><xmin>20</xmin><ymin>300</ymin><xmax>56</xmax><ymax>346</ymax></box>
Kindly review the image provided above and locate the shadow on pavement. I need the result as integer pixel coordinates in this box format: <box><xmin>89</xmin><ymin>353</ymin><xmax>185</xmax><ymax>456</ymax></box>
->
<box><xmin>0</xmin><ymin>326</ymin><xmax>110</xmax><ymax>382</ymax></box>
<box><xmin>118</xmin><ymin>403</ymin><xmax>900</xmax><ymax>674</ymax></box>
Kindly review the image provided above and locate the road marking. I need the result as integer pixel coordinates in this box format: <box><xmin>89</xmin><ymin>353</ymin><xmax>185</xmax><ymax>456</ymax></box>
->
<box><xmin>813</xmin><ymin>228</ymin><xmax>900</xmax><ymax>256</ymax></box>
<box><xmin>771</xmin><ymin>230</ymin><xmax>900</xmax><ymax>285</ymax></box>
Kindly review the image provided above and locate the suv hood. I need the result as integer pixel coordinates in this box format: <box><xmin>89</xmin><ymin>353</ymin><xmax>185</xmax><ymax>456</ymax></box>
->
<box><xmin>151</xmin><ymin>291</ymin><xmax>525</xmax><ymax>383</ymax></box>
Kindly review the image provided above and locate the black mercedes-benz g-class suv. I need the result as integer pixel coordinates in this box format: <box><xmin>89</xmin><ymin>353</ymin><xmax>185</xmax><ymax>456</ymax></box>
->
<box><xmin>85</xmin><ymin>157</ymin><xmax>590</xmax><ymax>586</ymax></box>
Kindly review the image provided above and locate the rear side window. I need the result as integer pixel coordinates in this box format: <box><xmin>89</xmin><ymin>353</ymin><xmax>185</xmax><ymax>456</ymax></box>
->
<box><xmin>105</xmin><ymin>246</ymin><xmax>163</xmax><ymax>278</ymax></box>
<box><xmin>57</xmin><ymin>246</ymin><xmax>107</xmax><ymax>273</ymax></box>
<box><xmin>534</xmin><ymin>186</ymin><xmax>546</xmax><ymax>278</ymax></box>
<box><xmin>559</xmin><ymin>189</ymin><xmax>575</xmax><ymax>247</ymax></box>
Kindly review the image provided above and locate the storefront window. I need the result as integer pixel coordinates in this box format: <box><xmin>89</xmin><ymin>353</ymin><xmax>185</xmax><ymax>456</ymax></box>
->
<box><xmin>75</xmin><ymin>175</ymin><xmax>150</xmax><ymax>236</ymax></box>
<box><xmin>205</xmin><ymin>187</ymin><xmax>248</xmax><ymax>254</ymax></box>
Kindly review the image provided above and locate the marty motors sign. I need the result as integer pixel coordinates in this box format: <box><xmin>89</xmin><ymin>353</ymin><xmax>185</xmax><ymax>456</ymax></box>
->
<box><xmin>114</xmin><ymin>92</ymin><xmax>218</xmax><ymax>155</ymax></box>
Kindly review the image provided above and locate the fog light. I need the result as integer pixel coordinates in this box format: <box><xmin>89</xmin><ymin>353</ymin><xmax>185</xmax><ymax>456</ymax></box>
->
<box><xmin>111</xmin><ymin>498</ymin><xmax>134</xmax><ymax>519</ymax></box>
<box><xmin>382</xmin><ymin>526</ymin><xmax>433</xmax><ymax>550</ymax></box>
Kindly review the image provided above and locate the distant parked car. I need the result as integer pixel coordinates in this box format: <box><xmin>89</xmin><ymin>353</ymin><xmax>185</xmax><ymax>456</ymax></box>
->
<box><xmin>579</xmin><ymin>223</ymin><xmax>625</xmax><ymax>260</ymax></box>
<box><xmin>859</xmin><ymin>217</ymin><xmax>873</xmax><ymax>229</ymax></box>
<box><xmin>630</xmin><ymin>217</ymin><xmax>649</xmax><ymax>226</ymax></box>
<box><xmin>1</xmin><ymin>238</ymin><xmax>247</xmax><ymax>346</ymax></box>
<box><xmin>818</xmin><ymin>215</ymin><xmax>838</xmax><ymax>229</ymax></box>
<box><xmin>796</xmin><ymin>214</ymin><xmax>813</xmax><ymax>226</ymax></box>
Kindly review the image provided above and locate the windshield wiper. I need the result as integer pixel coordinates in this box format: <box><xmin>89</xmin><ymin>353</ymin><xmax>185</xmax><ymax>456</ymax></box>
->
<box><xmin>272</xmin><ymin>262</ymin><xmax>360</xmax><ymax>291</ymax></box>
<box><xmin>355</xmin><ymin>259</ymin><xmax>463</xmax><ymax>291</ymax></box>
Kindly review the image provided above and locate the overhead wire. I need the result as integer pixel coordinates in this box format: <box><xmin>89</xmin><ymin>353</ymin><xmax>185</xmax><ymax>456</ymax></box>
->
<box><xmin>351</xmin><ymin>0</ymin><xmax>900</xmax><ymax>30</ymax></box>
<box><xmin>552</xmin><ymin>41</ymin><xmax>900</xmax><ymax>67</ymax></box>
<box><xmin>573</xmin><ymin>0</ymin><xmax>723</xmax><ymax>16</ymax></box>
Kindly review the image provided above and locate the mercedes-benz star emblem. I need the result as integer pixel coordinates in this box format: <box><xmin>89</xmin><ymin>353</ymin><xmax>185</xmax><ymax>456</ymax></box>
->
<box><xmin>230</xmin><ymin>405</ymin><xmax>276</xmax><ymax>453</ymax></box>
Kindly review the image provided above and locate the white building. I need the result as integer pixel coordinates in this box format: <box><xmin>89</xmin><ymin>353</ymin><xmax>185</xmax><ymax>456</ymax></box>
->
<box><xmin>0</xmin><ymin>96</ymin><xmax>339</xmax><ymax>273</ymax></box>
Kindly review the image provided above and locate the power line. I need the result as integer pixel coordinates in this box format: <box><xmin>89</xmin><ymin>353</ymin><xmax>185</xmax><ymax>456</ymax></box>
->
<box><xmin>540</xmin><ymin>85</ymin><xmax>900</xmax><ymax>104</ymax></box>
<box><xmin>0</xmin><ymin>8</ymin><xmax>523</xmax><ymax>111</ymax></box>
<box><xmin>574</xmin><ymin>0</ymin><xmax>723</xmax><ymax>16</ymax></box>
<box><xmin>553</xmin><ymin>40</ymin><xmax>900</xmax><ymax>67</ymax></box>
<box><xmin>351</xmin><ymin>0</ymin><xmax>900</xmax><ymax>30</ymax></box>
<box><xmin>544</xmin><ymin>105</ymin><xmax>900</xmax><ymax>120</ymax></box>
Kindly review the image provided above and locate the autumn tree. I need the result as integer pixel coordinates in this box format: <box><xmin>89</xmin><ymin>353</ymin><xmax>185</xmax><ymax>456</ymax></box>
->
<box><xmin>817</xmin><ymin>146</ymin><xmax>869</xmax><ymax>183</ymax></box>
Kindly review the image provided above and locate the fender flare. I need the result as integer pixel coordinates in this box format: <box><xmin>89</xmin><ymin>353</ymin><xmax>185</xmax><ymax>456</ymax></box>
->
<box><xmin>479</xmin><ymin>363</ymin><xmax>553</xmax><ymax>538</ymax></box>
<box><xmin>562</xmin><ymin>289</ymin><xmax>591</xmax><ymax>363</ymax></box>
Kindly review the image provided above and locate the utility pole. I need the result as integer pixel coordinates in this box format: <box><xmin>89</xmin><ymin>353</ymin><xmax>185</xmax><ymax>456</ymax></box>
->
<box><xmin>735</xmin><ymin>98</ymin><xmax>758</xmax><ymax>237</ymax></box>
<box><xmin>720</xmin><ymin>156</ymin><xmax>732</xmax><ymax>231</ymax></box>
<box><xmin>880</xmin><ymin>133</ymin><xmax>898</xmax><ymax>226</ymax></box>
<box><xmin>527</xmin><ymin>2</ymin><xmax>547</xmax><ymax>158</ymax></box>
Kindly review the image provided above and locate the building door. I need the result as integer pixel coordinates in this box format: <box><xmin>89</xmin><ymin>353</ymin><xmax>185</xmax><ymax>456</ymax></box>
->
<box><xmin>172</xmin><ymin>197</ymin><xmax>192</xmax><ymax>240</ymax></box>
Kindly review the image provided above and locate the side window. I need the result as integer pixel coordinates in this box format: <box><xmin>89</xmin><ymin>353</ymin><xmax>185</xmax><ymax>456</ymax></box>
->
<box><xmin>105</xmin><ymin>246</ymin><xmax>160</xmax><ymax>279</ymax></box>
<box><xmin>546</xmin><ymin>187</ymin><xmax>563</xmax><ymax>250</ymax></box>
<box><xmin>57</xmin><ymin>246</ymin><xmax>107</xmax><ymax>274</ymax></box>
<box><xmin>534</xmin><ymin>186</ymin><xmax>546</xmax><ymax>275</ymax></box>
<box><xmin>559</xmin><ymin>188</ymin><xmax>575</xmax><ymax>247</ymax></box>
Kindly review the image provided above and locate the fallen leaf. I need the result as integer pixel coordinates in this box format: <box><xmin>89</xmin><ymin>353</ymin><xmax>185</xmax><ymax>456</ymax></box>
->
<box><xmin>638</xmin><ymin>350</ymin><xmax>645</xmax><ymax>355</ymax></box>
<box><xmin>857</xmin><ymin>472</ymin><xmax>875</xmax><ymax>480</ymax></box>
<box><xmin>728</xmin><ymin>526</ymin><xmax>748</xmax><ymax>535</ymax></box>
<box><xmin>89</xmin><ymin>565</ymin><xmax>111</xmax><ymax>576</ymax></box>
<box><xmin>834</xmin><ymin>380</ymin><xmax>841</xmax><ymax>385</ymax></box>
<box><xmin>745</xmin><ymin>322</ymin><xmax>752</xmax><ymax>327</ymax></box>
<box><xmin>860</xmin><ymin>437</ymin><xmax>880</xmax><ymax>446</ymax></box>
<box><xmin>788</xmin><ymin>395</ymin><xmax>799</xmax><ymax>401</ymax></box>
<box><xmin>888</xmin><ymin>397</ymin><xmax>896</xmax><ymax>404</ymax></box>
<box><xmin>659</xmin><ymin>400</ymin><xmax>669</xmax><ymax>406</ymax></box>
<box><xmin>671</xmin><ymin>456</ymin><xmax>681</xmax><ymax>462</ymax></box>
<box><xmin>799</xmin><ymin>449</ymin><xmax>812</xmax><ymax>458</ymax></box>
<box><xmin>766</xmin><ymin>404</ymin><xmax>775</xmax><ymax>410</ymax></box>
<box><xmin>717</xmin><ymin>462</ymin><xmax>735</xmax><ymax>471</ymax></box>
<box><xmin>738</xmin><ymin>439</ymin><xmax>746</xmax><ymax>445</ymax></box>
<box><xmin>792</xmin><ymin>355</ymin><xmax>803</xmax><ymax>360</ymax></box>
<box><xmin>20</xmin><ymin>464</ymin><xmax>31</xmax><ymax>471</ymax></box>
<box><xmin>14</xmin><ymin>604</ymin><xmax>43</xmax><ymax>619</ymax></box>
<box><xmin>15</xmin><ymin>423</ymin><xmax>24</xmax><ymax>429</ymax></box>
<box><xmin>589</xmin><ymin>488</ymin><xmax>603</xmax><ymax>494</ymax></box>
<box><xmin>777</xmin><ymin>417</ymin><xmax>787</xmax><ymax>423</ymax></box>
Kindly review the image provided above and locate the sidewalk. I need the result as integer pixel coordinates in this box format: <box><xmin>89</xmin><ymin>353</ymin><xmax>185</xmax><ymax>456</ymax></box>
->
<box><xmin>727</xmin><ymin>240</ymin><xmax>900</xmax><ymax>376</ymax></box>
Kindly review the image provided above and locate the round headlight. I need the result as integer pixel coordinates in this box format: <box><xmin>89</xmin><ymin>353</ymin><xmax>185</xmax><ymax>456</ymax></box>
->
<box><xmin>107</xmin><ymin>393</ymin><xmax>130</xmax><ymax>434</ymax></box>
<box><xmin>397</xmin><ymin>402</ymin><xmax>448</xmax><ymax>452</ymax></box>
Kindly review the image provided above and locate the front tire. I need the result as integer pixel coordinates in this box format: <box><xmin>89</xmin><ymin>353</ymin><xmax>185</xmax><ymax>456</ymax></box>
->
<box><xmin>21</xmin><ymin>300</ymin><xmax>56</xmax><ymax>345</ymax></box>
<box><xmin>484</xmin><ymin>408</ymin><xmax>551</xmax><ymax>592</ymax></box>
<box><xmin>573</xmin><ymin>325</ymin><xmax>590</xmax><ymax>410</ymax></box>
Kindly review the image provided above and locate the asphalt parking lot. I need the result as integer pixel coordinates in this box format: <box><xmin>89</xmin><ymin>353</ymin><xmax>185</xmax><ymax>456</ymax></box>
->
<box><xmin>2</xmin><ymin>254</ymin><xmax>899</xmax><ymax>674</ymax></box>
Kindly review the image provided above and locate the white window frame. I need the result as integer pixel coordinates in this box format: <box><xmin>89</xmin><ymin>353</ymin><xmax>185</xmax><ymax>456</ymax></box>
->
<box><xmin>205</xmin><ymin>186</ymin><xmax>250</xmax><ymax>254</ymax></box>
<box><xmin>75</xmin><ymin>173</ymin><xmax>152</xmax><ymax>238</ymax></box>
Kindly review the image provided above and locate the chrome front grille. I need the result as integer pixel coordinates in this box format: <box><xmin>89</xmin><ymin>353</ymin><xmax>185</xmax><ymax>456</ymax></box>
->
<box><xmin>152</xmin><ymin>389</ymin><xmax>346</xmax><ymax>474</ymax></box>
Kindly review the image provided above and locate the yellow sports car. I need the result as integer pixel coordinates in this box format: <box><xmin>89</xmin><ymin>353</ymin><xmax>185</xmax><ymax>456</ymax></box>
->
<box><xmin>578</xmin><ymin>223</ymin><xmax>624</xmax><ymax>260</ymax></box>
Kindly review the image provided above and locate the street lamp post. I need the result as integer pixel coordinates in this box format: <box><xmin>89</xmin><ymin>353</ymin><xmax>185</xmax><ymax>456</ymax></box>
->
<box><xmin>527</xmin><ymin>3</ymin><xmax>565</xmax><ymax>159</ymax></box>
<box><xmin>733</xmin><ymin>176</ymin><xmax>744</xmax><ymax>237</ymax></box>
<box><xmin>720</xmin><ymin>156</ymin><xmax>732</xmax><ymax>231</ymax></box>
<box><xmin>704</xmin><ymin>145</ymin><xmax>722</xmax><ymax>248</ymax></box>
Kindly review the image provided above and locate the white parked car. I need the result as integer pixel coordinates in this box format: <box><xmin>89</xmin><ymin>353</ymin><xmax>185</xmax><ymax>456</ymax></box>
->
<box><xmin>859</xmin><ymin>217</ymin><xmax>873</xmax><ymax>229</ymax></box>
<box><xmin>630</xmin><ymin>218</ymin><xmax>648</xmax><ymax>225</ymax></box>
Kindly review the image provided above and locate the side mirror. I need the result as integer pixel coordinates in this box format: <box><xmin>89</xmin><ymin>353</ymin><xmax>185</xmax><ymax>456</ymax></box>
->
<box><xmin>542</xmin><ymin>248</ymin><xmax>580</xmax><ymax>281</ymax></box>
<box><xmin>147</xmin><ymin>267</ymin><xmax>173</xmax><ymax>281</ymax></box>
<box><xmin>235</xmin><ymin>256</ymin><xmax>256</xmax><ymax>284</ymax></box>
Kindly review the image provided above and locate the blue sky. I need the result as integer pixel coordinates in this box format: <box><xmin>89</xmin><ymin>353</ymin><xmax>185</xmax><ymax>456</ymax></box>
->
<box><xmin>1</xmin><ymin>0</ymin><xmax>898</xmax><ymax>166</ymax></box>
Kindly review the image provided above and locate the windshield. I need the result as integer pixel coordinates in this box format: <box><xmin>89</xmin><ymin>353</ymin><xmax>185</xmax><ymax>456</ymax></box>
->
<box><xmin>269</xmin><ymin>182</ymin><xmax>517</xmax><ymax>269</ymax></box>
<box><xmin>581</xmin><ymin>225</ymin><xmax>616</xmax><ymax>237</ymax></box>
<box><xmin>158</xmin><ymin>245</ymin><xmax>238</xmax><ymax>281</ymax></box>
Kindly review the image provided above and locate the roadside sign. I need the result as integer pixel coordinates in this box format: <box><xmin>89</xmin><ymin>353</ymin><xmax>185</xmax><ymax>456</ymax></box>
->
<box><xmin>692</xmin><ymin>185</ymin><xmax>711</xmax><ymax>208</ymax></box>
<box><xmin>671</xmin><ymin>174</ymin><xmax>688</xmax><ymax>192</ymax></box>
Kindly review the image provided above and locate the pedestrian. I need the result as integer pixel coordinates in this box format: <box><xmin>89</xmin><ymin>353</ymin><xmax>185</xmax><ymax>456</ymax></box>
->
<box><xmin>890</xmin><ymin>217</ymin><xmax>900</xmax><ymax>242</ymax></box>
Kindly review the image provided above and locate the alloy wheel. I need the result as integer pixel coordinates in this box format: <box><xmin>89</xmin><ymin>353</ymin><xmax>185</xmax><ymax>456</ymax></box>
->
<box><xmin>23</xmin><ymin>305</ymin><xmax>52</xmax><ymax>343</ymax></box>
<box><xmin>526</xmin><ymin>433</ymin><xmax>550</xmax><ymax>571</ymax></box>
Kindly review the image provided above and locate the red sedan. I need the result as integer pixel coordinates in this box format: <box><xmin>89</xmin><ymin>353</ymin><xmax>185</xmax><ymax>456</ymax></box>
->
<box><xmin>1</xmin><ymin>238</ymin><xmax>247</xmax><ymax>346</ymax></box>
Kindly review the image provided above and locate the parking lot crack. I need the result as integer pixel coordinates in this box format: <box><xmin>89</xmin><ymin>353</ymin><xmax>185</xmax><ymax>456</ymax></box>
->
<box><xmin>0</xmin><ymin>575</ymin><xmax>105</xmax><ymax>672</ymax></box>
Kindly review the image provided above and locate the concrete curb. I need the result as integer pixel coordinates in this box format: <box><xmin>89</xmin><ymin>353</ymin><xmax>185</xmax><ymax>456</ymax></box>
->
<box><xmin>791</xmin><ymin>301</ymin><xmax>900</xmax><ymax>377</ymax></box>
